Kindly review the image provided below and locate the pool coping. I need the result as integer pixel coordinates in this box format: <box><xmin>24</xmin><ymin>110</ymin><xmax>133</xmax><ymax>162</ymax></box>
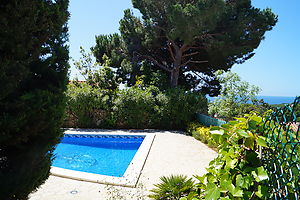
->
<box><xmin>51</xmin><ymin>129</ymin><xmax>156</xmax><ymax>187</ymax></box>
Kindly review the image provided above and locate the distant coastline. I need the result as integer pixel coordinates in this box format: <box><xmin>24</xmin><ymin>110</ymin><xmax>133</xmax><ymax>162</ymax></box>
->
<box><xmin>207</xmin><ymin>96</ymin><xmax>298</xmax><ymax>105</ymax></box>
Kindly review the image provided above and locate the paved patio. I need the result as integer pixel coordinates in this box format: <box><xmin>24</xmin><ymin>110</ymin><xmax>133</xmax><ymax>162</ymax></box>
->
<box><xmin>29</xmin><ymin>130</ymin><xmax>217</xmax><ymax>200</ymax></box>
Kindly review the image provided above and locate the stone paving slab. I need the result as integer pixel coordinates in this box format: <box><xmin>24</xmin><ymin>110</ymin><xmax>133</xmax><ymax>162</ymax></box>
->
<box><xmin>29</xmin><ymin>131</ymin><xmax>217</xmax><ymax>200</ymax></box>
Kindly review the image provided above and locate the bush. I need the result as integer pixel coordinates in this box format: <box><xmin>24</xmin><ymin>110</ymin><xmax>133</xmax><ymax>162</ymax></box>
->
<box><xmin>0</xmin><ymin>1</ymin><xmax>69</xmax><ymax>199</ymax></box>
<box><xmin>64</xmin><ymin>85</ymin><xmax>208</xmax><ymax>130</ymax></box>
<box><xmin>156</xmin><ymin>88</ymin><xmax>208</xmax><ymax>130</ymax></box>
<box><xmin>183</xmin><ymin>113</ymin><xmax>270</xmax><ymax>200</ymax></box>
<box><xmin>149</xmin><ymin>175</ymin><xmax>194</xmax><ymax>200</ymax></box>
<box><xmin>64</xmin><ymin>83</ymin><xmax>116</xmax><ymax>128</ymax></box>
<box><xmin>186</xmin><ymin>122</ymin><xmax>218</xmax><ymax>150</ymax></box>
<box><xmin>114</xmin><ymin>86</ymin><xmax>157</xmax><ymax>129</ymax></box>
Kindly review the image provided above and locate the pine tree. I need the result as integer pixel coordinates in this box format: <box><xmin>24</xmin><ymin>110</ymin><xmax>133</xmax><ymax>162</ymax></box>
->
<box><xmin>0</xmin><ymin>0</ymin><xmax>69</xmax><ymax>199</ymax></box>
<box><xmin>93</xmin><ymin>0</ymin><xmax>277</xmax><ymax>96</ymax></box>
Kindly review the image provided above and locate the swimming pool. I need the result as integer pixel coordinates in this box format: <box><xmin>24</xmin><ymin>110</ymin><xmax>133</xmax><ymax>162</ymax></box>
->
<box><xmin>51</xmin><ymin>130</ymin><xmax>155</xmax><ymax>187</ymax></box>
<box><xmin>53</xmin><ymin>134</ymin><xmax>144</xmax><ymax>177</ymax></box>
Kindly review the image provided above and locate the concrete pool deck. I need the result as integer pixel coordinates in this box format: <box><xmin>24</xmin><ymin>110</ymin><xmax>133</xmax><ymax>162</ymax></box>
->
<box><xmin>29</xmin><ymin>130</ymin><xmax>217</xmax><ymax>200</ymax></box>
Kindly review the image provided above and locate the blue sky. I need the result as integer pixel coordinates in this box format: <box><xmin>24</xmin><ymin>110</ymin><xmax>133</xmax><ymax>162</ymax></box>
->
<box><xmin>68</xmin><ymin>0</ymin><xmax>300</xmax><ymax>97</ymax></box>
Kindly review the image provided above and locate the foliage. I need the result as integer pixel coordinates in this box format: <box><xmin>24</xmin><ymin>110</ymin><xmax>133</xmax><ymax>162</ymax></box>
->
<box><xmin>149</xmin><ymin>175</ymin><xmax>195</xmax><ymax>200</ymax></box>
<box><xmin>186</xmin><ymin>122</ymin><xmax>218</xmax><ymax>150</ymax></box>
<box><xmin>183</xmin><ymin>113</ymin><xmax>270</xmax><ymax>200</ymax></box>
<box><xmin>114</xmin><ymin>86</ymin><xmax>208</xmax><ymax>129</ymax></box>
<box><xmin>208</xmin><ymin>71</ymin><xmax>268</xmax><ymax>120</ymax></box>
<box><xmin>0</xmin><ymin>0</ymin><xmax>69</xmax><ymax>199</ymax></box>
<box><xmin>64</xmin><ymin>83</ymin><xmax>207</xmax><ymax>130</ymax></box>
<box><xmin>74</xmin><ymin>47</ymin><xmax>119</xmax><ymax>91</ymax></box>
<box><xmin>64</xmin><ymin>82</ymin><xmax>115</xmax><ymax>128</ymax></box>
<box><xmin>156</xmin><ymin>88</ymin><xmax>208</xmax><ymax>130</ymax></box>
<box><xmin>114</xmin><ymin>85</ymin><xmax>157</xmax><ymax>129</ymax></box>
<box><xmin>93</xmin><ymin>0</ymin><xmax>277</xmax><ymax>94</ymax></box>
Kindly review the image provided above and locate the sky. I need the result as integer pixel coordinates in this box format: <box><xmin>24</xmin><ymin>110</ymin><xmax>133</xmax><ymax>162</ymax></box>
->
<box><xmin>67</xmin><ymin>0</ymin><xmax>300</xmax><ymax>97</ymax></box>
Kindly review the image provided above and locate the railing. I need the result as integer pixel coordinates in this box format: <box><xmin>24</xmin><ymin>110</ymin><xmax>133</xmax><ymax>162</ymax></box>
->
<box><xmin>263</xmin><ymin>96</ymin><xmax>300</xmax><ymax>200</ymax></box>
<box><xmin>196</xmin><ymin>113</ymin><xmax>226</xmax><ymax>127</ymax></box>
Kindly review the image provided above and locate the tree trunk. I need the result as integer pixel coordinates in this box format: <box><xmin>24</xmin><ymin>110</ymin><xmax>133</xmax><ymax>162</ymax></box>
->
<box><xmin>170</xmin><ymin>67</ymin><xmax>179</xmax><ymax>88</ymax></box>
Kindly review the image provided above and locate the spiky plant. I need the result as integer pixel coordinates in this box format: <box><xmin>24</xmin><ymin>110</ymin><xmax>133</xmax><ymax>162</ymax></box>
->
<box><xmin>148</xmin><ymin>175</ymin><xmax>194</xmax><ymax>200</ymax></box>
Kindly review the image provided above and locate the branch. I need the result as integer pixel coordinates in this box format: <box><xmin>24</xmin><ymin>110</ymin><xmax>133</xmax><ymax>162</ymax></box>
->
<box><xmin>167</xmin><ymin>40</ymin><xmax>176</xmax><ymax>61</ymax></box>
<box><xmin>139</xmin><ymin>54</ymin><xmax>172</xmax><ymax>72</ymax></box>
<box><xmin>170</xmin><ymin>40</ymin><xmax>180</xmax><ymax>52</ymax></box>
<box><xmin>190</xmin><ymin>60</ymin><xmax>209</xmax><ymax>64</ymax></box>
<box><xmin>180</xmin><ymin>44</ymin><xmax>189</xmax><ymax>53</ymax></box>
<box><xmin>181</xmin><ymin>59</ymin><xmax>208</xmax><ymax>67</ymax></box>
<box><xmin>188</xmin><ymin>46</ymin><xmax>206</xmax><ymax>50</ymax></box>
<box><xmin>182</xmin><ymin>52</ymin><xmax>199</xmax><ymax>58</ymax></box>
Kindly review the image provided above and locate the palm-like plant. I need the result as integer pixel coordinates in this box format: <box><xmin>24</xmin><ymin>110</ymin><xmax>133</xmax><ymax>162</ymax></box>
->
<box><xmin>148</xmin><ymin>175</ymin><xmax>194</xmax><ymax>200</ymax></box>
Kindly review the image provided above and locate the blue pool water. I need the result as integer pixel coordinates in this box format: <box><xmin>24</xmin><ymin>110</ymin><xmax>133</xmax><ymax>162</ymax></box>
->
<box><xmin>52</xmin><ymin>134</ymin><xmax>145</xmax><ymax>177</ymax></box>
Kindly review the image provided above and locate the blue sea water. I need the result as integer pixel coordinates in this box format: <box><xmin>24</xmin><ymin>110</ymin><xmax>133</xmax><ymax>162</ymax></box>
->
<box><xmin>207</xmin><ymin>96</ymin><xmax>297</xmax><ymax>105</ymax></box>
<box><xmin>257</xmin><ymin>96</ymin><xmax>296</xmax><ymax>105</ymax></box>
<box><xmin>52</xmin><ymin>135</ymin><xmax>144</xmax><ymax>177</ymax></box>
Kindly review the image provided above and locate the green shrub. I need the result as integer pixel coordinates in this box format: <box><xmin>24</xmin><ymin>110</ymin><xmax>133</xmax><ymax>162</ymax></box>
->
<box><xmin>114</xmin><ymin>86</ymin><xmax>157</xmax><ymax>129</ymax></box>
<box><xmin>156</xmin><ymin>88</ymin><xmax>208</xmax><ymax>130</ymax></box>
<box><xmin>149</xmin><ymin>175</ymin><xmax>194</xmax><ymax>200</ymax></box>
<box><xmin>64</xmin><ymin>85</ymin><xmax>208</xmax><ymax>130</ymax></box>
<box><xmin>183</xmin><ymin>113</ymin><xmax>270</xmax><ymax>200</ymax></box>
<box><xmin>64</xmin><ymin>82</ymin><xmax>116</xmax><ymax>128</ymax></box>
<box><xmin>0</xmin><ymin>0</ymin><xmax>69</xmax><ymax>199</ymax></box>
<box><xmin>186</xmin><ymin>122</ymin><xmax>218</xmax><ymax>150</ymax></box>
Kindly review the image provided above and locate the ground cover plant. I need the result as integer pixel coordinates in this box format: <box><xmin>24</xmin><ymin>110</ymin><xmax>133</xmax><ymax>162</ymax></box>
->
<box><xmin>186</xmin><ymin>122</ymin><xmax>218</xmax><ymax>150</ymax></box>
<box><xmin>0</xmin><ymin>0</ymin><xmax>69</xmax><ymax>199</ymax></box>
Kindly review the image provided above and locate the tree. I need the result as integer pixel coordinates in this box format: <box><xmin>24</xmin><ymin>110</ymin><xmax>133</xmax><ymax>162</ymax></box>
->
<box><xmin>208</xmin><ymin>70</ymin><xmax>263</xmax><ymax>120</ymax></box>
<box><xmin>73</xmin><ymin>47</ymin><xmax>119</xmax><ymax>91</ymax></box>
<box><xmin>93</xmin><ymin>0</ymin><xmax>277</xmax><ymax>95</ymax></box>
<box><xmin>0</xmin><ymin>0</ymin><xmax>69</xmax><ymax>199</ymax></box>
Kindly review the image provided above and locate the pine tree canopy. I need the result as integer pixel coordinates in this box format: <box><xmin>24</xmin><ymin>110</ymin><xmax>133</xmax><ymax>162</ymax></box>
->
<box><xmin>93</xmin><ymin>0</ymin><xmax>277</xmax><ymax>96</ymax></box>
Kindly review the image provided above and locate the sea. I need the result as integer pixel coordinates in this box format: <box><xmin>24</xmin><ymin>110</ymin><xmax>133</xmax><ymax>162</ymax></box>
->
<box><xmin>257</xmin><ymin>96</ymin><xmax>297</xmax><ymax>105</ymax></box>
<box><xmin>207</xmin><ymin>96</ymin><xmax>298</xmax><ymax>105</ymax></box>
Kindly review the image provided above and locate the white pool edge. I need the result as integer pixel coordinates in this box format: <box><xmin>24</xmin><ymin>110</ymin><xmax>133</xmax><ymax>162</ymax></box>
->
<box><xmin>50</xmin><ymin>130</ymin><xmax>156</xmax><ymax>187</ymax></box>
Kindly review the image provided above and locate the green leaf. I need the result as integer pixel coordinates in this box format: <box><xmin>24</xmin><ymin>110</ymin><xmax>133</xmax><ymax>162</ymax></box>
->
<box><xmin>256</xmin><ymin>166</ymin><xmax>268</xmax><ymax>181</ymax></box>
<box><xmin>255</xmin><ymin>185</ymin><xmax>263</xmax><ymax>198</ymax></box>
<box><xmin>257</xmin><ymin>136</ymin><xmax>268</xmax><ymax>148</ymax></box>
<box><xmin>242</xmin><ymin>175</ymin><xmax>252</xmax><ymax>189</ymax></box>
<box><xmin>205</xmin><ymin>183</ymin><xmax>221</xmax><ymax>200</ymax></box>
<box><xmin>236</xmin><ymin>175</ymin><xmax>244</xmax><ymax>188</ymax></box>
<box><xmin>232</xmin><ymin>187</ymin><xmax>243</xmax><ymax>197</ymax></box>
<box><xmin>235</xmin><ymin>117</ymin><xmax>247</xmax><ymax>122</ymax></box>
<box><xmin>225</xmin><ymin>158</ymin><xmax>238</xmax><ymax>169</ymax></box>
<box><xmin>210</xmin><ymin>130</ymin><xmax>224</xmax><ymax>135</ymax></box>
<box><xmin>237</xmin><ymin>130</ymin><xmax>250</xmax><ymax>138</ymax></box>
<box><xmin>221</xmin><ymin>124</ymin><xmax>231</xmax><ymax>129</ymax></box>
<box><xmin>248</xmin><ymin>120</ymin><xmax>257</xmax><ymax>129</ymax></box>
<box><xmin>228</xmin><ymin>120</ymin><xmax>239</xmax><ymax>125</ymax></box>
<box><xmin>245</xmin><ymin>137</ymin><xmax>255</xmax><ymax>150</ymax></box>
<box><xmin>220</xmin><ymin>179</ymin><xmax>232</xmax><ymax>193</ymax></box>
